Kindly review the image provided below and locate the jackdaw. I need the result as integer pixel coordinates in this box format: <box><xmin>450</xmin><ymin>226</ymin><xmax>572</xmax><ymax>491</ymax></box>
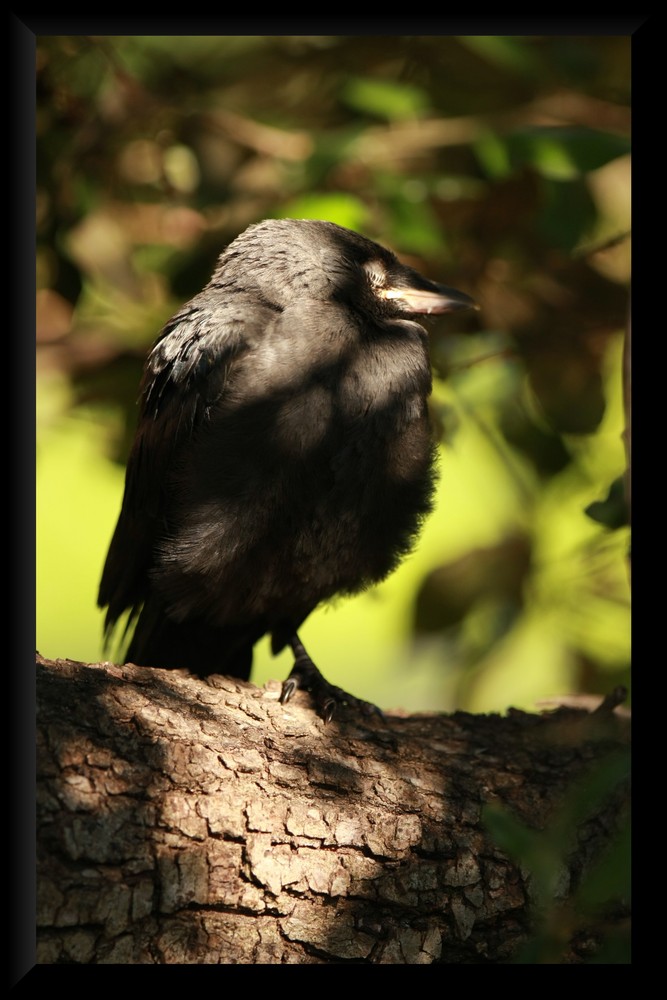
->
<box><xmin>99</xmin><ymin>218</ymin><xmax>477</xmax><ymax>719</ymax></box>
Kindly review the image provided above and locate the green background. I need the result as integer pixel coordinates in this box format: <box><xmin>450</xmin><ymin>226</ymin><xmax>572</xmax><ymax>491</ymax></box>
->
<box><xmin>36</xmin><ymin>34</ymin><xmax>631</xmax><ymax>714</ymax></box>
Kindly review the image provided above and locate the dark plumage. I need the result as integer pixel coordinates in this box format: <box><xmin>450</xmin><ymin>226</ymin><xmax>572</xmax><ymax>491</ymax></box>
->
<box><xmin>98</xmin><ymin>219</ymin><xmax>477</xmax><ymax>718</ymax></box>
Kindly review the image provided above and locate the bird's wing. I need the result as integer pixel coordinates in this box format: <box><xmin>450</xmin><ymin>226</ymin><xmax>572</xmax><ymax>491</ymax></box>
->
<box><xmin>97</xmin><ymin>296</ymin><xmax>251</xmax><ymax>643</ymax></box>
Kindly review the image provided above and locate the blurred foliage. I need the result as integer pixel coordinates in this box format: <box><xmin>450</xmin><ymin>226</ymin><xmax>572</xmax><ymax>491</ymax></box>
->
<box><xmin>484</xmin><ymin>739</ymin><xmax>630</xmax><ymax>963</ymax></box>
<box><xmin>36</xmin><ymin>35</ymin><xmax>631</xmax><ymax>717</ymax></box>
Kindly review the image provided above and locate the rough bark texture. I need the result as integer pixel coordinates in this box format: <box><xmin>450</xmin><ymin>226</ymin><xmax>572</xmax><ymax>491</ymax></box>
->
<box><xmin>36</xmin><ymin>654</ymin><xmax>629</xmax><ymax>964</ymax></box>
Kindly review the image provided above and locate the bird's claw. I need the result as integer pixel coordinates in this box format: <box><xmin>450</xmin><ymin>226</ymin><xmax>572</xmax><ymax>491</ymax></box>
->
<box><xmin>322</xmin><ymin>698</ymin><xmax>337</xmax><ymax>724</ymax></box>
<box><xmin>279</xmin><ymin>677</ymin><xmax>298</xmax><ymax>705</ymax></box>
<box><xmin>280</xmin><ymin>657</ymin><xmax>383</xmax><ymax>724</ymax></box>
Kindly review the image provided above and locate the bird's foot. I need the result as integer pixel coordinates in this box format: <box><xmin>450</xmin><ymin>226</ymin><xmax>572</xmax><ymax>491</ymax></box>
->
<box><xmin>280</xmin><ymin>640</ymin><xmax>383</xmax><ymax>723</ymax></box>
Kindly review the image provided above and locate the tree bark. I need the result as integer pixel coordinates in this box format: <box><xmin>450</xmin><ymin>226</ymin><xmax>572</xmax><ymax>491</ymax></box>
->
<box><xmin>36</xmin><ymin>654</ymin><xmax>629</xmax><ymax>964</ymax></box>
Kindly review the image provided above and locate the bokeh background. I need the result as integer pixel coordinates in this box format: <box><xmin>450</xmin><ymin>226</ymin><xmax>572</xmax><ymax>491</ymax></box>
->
<box><xmin>36</xmin><ymin>34</ymin><xmax>631</xmax><ymax>715</ymax></box>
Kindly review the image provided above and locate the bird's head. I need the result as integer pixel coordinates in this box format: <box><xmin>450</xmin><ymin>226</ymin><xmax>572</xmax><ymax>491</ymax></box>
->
<box><xmin>212</xmin><ymin>218</ymin><xmax>478</xmax><ymax>320</ymax></box>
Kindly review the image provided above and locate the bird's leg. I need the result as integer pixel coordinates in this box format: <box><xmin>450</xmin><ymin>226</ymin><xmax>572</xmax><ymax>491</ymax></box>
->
<box><xmin>280</xmin><ymin>633</ymin><xmax>383</xmax><ymax>723</ymax></box>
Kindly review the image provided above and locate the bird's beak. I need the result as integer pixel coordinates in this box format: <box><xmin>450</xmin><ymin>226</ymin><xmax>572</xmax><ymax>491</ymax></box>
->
<box><xmin>380</xmin><ymin>280</ymin><xmax>478</xmax><ymax>316</ymax></box>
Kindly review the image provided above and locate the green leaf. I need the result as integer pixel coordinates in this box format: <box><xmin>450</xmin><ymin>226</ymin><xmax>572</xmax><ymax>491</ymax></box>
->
<box><xmin>474</xmin><ymin>132</ymin><xmax>514</xmax><ymax>180</ymax></box>
<box><xmin>341</xmin><ymin>76</ymin><xmax>430</xmax><ymax>121</ymax></box>
<box><xmin>578</xmin><ymin>816</ymin><xmax>631</xmax><ymax>910</ymax></box>
<box><xmin>458</xmin><ymin>36</ymin><xmax>544</xmax><ymax>77</ymax></box>
<box><xmin>508</xmin><ymin>128</ymin><xmax>631</xmax><ymax>180</ymax></box>
<box><xmin>585</xmin><ymin>477</ymin><xmax>629</xmax><ymax>530</ymax></box>
<box><xmin>276</xmin><ymin>193</ymin><xmax>371</xmax><ymax>232</ymax></box>
<box><xmin>538</xmin><ymin>178</ymin><xmax>597</xmax><ymax>251</ymax></box>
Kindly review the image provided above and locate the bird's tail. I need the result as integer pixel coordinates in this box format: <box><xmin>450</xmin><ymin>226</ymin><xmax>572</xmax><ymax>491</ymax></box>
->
<box><xmin>122</xmin><ymin>596</ymin><xmax>265</xmax><ymax>681</ymax></box>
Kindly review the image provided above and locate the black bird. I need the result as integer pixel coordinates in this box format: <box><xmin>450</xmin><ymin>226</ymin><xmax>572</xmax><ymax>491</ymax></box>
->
<box><xmin>99</xmin><ymin>219</ymin><xmax>477</xmax><ymax>719</ymax></box>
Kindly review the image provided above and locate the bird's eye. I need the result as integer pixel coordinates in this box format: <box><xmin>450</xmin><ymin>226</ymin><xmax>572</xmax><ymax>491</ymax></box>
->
<box><xmin>363</xmin><ymin>261</ymin><xmax>387</xmax><ymax>288</ymax></box>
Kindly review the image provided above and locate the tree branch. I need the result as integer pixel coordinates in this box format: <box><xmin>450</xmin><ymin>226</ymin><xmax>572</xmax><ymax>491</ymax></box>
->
<box><xmin>37</xmin><ymin>655</ymin><xmax>629</xmax><ymax>964</ymax></box>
